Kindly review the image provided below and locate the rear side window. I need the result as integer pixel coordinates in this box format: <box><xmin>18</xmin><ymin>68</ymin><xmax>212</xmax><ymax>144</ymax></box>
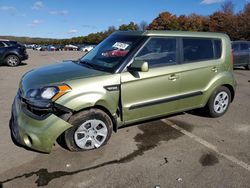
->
<box><xmin>214</xmin><ymin>40</ymin><xmax>222</xmax><ymax>59</ymax></box>
<box><xmin>183</xmin><ymin>38</ymin><xmax>214</xmax><ymax>62</ymax></box>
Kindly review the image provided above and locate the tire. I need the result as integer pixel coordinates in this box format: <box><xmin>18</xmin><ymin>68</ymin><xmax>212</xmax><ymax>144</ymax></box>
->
<box><xmin>206</xmin><ymin>86</ymin><xmax>231</xmax><ymax>118</ymax></box>
<box><xmin>245</xmin><ymin>64</ymin><xmax>250</xmax><ymax>70</ymax></box>
<box><xmin>5</xmin><ymin>55</ymin><xmax>20</xmax><ymax>67</ymax></box>
<box><xmin>64</xmin><ymin>109</ymin><xmax>113</xmax><ymax>152</ymax></box>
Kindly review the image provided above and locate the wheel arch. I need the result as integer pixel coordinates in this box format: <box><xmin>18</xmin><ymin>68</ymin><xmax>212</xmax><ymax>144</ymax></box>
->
<box><xmin>73</xmin><ymin>105</ymin><xmax>118</xmax><ymax>133</ymax></box>
<box><xmin>222</xmin><ymin>84</ymin><xmax>235</xmax><ymax>102</ymax></box>
<box><xmin>4</xmin><ymin>52</ymin><xmax>20</xmax><ymax>59</ymax></box>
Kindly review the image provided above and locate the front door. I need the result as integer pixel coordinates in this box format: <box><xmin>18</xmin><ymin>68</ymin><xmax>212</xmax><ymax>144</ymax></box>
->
<box><xmin>121</xmin><ymin>37</ymin><xmax>181</xmax><ymax>124</ymax></box>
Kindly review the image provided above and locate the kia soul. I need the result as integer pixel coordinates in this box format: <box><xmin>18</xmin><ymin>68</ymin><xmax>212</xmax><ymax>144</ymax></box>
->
<box><xmin>11</xmin><ymin>31</ymin><xmax>236</xmax><ymax>153</ymax></box>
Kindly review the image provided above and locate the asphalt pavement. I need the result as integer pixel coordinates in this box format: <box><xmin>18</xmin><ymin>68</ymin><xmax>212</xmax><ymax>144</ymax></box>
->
<box><xmin>0</xmin><ymin>50</ymin><xmax>249</xmax><ymax>188</ymax></box>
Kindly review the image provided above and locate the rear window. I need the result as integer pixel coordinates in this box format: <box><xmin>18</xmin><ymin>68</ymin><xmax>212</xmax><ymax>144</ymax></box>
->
<box><xmin>183</xmin><ymin>38</ymin><xmax>221</xmax><ymax>63</ymax></box>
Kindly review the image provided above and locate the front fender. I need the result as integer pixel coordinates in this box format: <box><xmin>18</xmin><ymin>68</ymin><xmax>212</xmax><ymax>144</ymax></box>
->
<box><xmin>55</xmin><ymin>74</ymin><xmax>121</xmax><ymax>116</ymax></box>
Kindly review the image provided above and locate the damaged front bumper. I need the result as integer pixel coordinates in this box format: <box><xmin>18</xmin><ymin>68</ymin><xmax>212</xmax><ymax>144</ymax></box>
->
<box><xmin>10</xmin><ymin>95</ymin><xmax>73</xmax><ymax>153</ymax></box>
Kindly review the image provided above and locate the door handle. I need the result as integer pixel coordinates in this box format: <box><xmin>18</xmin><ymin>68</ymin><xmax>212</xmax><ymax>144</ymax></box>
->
<box><xmin>212</xmin><ymin>67</ymin><xmax>218</xmax><ymax>72</ymax></box>
<box><xmin>168</xmin><ymin>74</ymin><xmax>179</xmax><ymax>81</ymax></box>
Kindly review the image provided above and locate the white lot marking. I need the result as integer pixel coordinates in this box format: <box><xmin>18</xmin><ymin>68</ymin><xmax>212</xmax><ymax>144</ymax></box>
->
<box><xmin>161</xmin><ymin>119</ymin><xmax>250</xmax><ymax>172</ymax></box>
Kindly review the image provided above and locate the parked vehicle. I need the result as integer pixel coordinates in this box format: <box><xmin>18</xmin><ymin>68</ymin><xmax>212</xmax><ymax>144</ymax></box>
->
<box><xmin>80</xmin><ymin>45</ymin><xmax>94</xmax><ymax>52</ymax></box>
<box><xmin>64</xmin><ymin>44</ymin><xmax>78</xmax><ymax>51</ymax></box>
<box><xmin>232</xmin><ymin>41</ymin><xmax>250</xmax><ymax>70</ymax></box>
<box><xmin>11</xmin><ymin>31</ymin><xmax>236</xmax><ymax>153</ymax></box>
<box><xmin>0</xmin><ymin>39</ymin><xmax>28</xmax><ymax>66</ymax></box>
<box><xmin>34</xmin><ymin>46</ymin><xmax>46</xmax><ymax>51</ymax></box>
<box><xmin>46</xmin><ymin>45</ymin><xmax>56</xmax><ymax>51</ymax></box>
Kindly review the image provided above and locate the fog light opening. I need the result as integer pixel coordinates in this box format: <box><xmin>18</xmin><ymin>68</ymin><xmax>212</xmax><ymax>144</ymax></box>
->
<box><xmin>23</xmin><ymin>135</ymin><xmax>32</xmax><ymax>147</ymax></box>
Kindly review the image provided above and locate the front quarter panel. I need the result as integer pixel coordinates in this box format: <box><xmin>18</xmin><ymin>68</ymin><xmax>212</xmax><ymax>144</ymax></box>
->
<box><xmin>55</xmin><ymin>74</ymin><xmax>121</xmax><ymax>116</ymax></box>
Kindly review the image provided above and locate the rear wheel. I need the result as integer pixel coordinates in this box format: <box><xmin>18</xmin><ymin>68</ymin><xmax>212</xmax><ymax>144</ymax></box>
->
<box><xmin>64</xmin><ymin>109</ymin><xmax>113</xmax><ymax>152</ymax></box>
<box><xmin>5</xmin><ymin>55</ymin><xmax>20</xmax><ymax>67</ymax></box>
<box><xmin>206</xmin><ymin>86</ymin><xmax>231</xmax><ymax>118</ymax></box>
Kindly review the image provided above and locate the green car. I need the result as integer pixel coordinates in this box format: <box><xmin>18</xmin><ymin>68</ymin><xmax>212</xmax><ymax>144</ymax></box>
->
<box><xmin>11</xmin><ymin>31</ymin><xmax>236</xmax><ymax>153</ymax></box>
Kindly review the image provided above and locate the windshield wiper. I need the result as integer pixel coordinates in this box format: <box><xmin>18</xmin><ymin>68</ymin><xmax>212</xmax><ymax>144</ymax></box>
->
<box><xmin>79</xmin><ymin>60</ymin><xmax>95</xmax><ymax>69</ymax></box>
<box><xmin>79</xmin><ymin>59</ymin><xmax>109</xmax><ymax>72</ymax></box>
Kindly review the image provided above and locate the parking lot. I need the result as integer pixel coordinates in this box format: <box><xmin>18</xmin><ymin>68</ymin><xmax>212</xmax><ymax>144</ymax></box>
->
<box><xmin>0</xmin><ymin>50</ymin><xmax>249</xmax><ymax>188</ymax></box>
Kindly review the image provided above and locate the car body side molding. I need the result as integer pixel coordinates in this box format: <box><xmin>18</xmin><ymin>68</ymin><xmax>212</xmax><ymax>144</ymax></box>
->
<box><xmin>129</xmin><ymin>91</ymin><xmax>203</xmax><ymax>110</ymax></box>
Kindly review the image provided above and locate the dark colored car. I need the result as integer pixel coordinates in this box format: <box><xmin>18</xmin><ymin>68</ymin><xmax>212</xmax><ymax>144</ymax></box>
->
<box><xmin>0</xmin><ymin>40</ymin><xmax>29</xmax><ymax>66</ymax></box>
<box><xmin>232</xmin><ymin>41</ymin><xmax>250</xmax><ymax>70</ymax></box>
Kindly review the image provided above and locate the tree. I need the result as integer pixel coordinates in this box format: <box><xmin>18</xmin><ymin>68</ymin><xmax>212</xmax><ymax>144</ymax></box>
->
<box><xmin>118</xmin><ymin>22</ymin><xmax>139</xmax><ymax>31</ymax></box>
<box><xmin>147</xmin><ymin>12</ymin><xmax>179</xmax><ymax>30</ymax></box>
<box><xmin>209</xmin><ymin>1</ymin><xmax>237</xmax><ymax>40</ymax></box>
<box><xmin>237</xmin><ymin>3</ymin><xmax>250</xmax><ymax>40</ymax></box>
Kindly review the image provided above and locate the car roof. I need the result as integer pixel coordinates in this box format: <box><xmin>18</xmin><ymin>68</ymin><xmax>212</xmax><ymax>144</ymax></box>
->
<box><xmin>113</xmin><ymin>30</ymin><xmax>229</xmax><ymax>39</ymax></box>
<box><xmin>0</xmin><ymin>39</ymin><xmax>10</xmax><ymax>41</ymax></box>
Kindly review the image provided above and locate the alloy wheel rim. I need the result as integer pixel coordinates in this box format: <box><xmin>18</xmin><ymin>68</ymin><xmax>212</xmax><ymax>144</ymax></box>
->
<box><xmin>7</xmin><ymin>56</ymin><xmax>18</xmax><ymax>66</ymax></box>
<box><xmin>213</xmin><ymin>91</ymin><xmax>229</xmax><ymax>114</ymax></box>
<box><xmin>74</xmin><ymin>119</ymin><xmax>108</xmax><ymax>149</ymax></box>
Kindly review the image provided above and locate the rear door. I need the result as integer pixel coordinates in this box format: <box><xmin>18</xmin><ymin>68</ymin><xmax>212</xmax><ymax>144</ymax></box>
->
<box><xmin>177</xmin><ymin>38</ymin><xmax>222</xmax><ymax>111</ymax></box>
<box><xmin>121</xmin><ymin>37</ymin><xmax>181</xmax><ymax>123</ymax></box>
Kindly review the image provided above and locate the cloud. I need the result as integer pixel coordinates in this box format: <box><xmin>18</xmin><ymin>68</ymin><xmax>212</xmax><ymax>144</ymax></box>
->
<box><xmin>0</xmin><ymin>6</ymin><xmax>16</xmax><ymax>11</ymax></box>
<box><xmin>67</xmin><ymin>29</ymin><xmax>78</xmax><ymax>34</ymax></box>
<box><xmin>117</xmin><ymin>18</ymin><xmax>123</xmax><ymax>22</ymax></box>
<box><xmin>201</xmin><ymin>0</ymin><xmax>224</xmax><ymax>4</ymax></box>
<box><xmin>49</xmin><ymin>10</ymin><xmax>69</xmax><ymax>15</ymax></box>
<box><xmin>32</xmin><ymin>1</ymin><xmax>44</xmax><ymax>10</ymax></box>
<box><xmin>28</xmin><ymin>19</ymin><xmax>43</xmax><ymax>27</ymax></box>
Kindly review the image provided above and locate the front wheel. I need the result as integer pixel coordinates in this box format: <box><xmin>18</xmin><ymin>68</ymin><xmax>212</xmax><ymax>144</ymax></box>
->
<box><xmin>206</xmin><ymin>86</ymin><xmax>231</xmax><ymax>118</ymax></box>
<box><xmin>5</xmin><ymin>55</ymin><xmax>20</xmax><ymax>67</ymax></box>
<box><xmin>64</xmin><ymin>109</ymin><xmax>113</xmax><ymax>152</ymax></box>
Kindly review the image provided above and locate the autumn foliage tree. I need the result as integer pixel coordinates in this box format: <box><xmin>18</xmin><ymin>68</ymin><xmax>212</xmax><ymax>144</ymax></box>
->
<box><xmin>147</xmin><ymin>1</ymin><xmax>250</xmax><ymax>41</ymax></box>
<box><xmin>4</xmin><ymin>1</ymin><xmax>250</xmax><ymax>44</ymax></box>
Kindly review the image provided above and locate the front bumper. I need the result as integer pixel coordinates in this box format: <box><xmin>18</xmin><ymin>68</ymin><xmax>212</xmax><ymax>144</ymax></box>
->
<box><xmin>10</xmin><ymin>96</ymin><xmax>72</xmax><ymax>153</ymax></box>
<box><xmin>20</xmin><ymin>54</ymin><xmax>29</xmax><ymax>61</ymax></box>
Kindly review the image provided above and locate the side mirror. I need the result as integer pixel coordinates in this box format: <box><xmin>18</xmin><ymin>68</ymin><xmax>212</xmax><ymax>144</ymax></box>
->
<box><xmin>128</xmin><ymin>60</ymin><xmax>149</xmax><ymax>72</ymax></box>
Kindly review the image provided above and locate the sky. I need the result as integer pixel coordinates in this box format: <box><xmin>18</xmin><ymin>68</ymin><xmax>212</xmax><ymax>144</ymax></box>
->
<box><xmin>0</xmin><ymin>0</ymin><xmax>248</xmax><ymax>39</ymax></box>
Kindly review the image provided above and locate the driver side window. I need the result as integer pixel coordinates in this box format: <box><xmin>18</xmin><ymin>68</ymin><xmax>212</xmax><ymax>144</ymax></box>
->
<box><xmin>135</xmin><ymin>37</ymin><xmax>177</xmax><ymax>68</ymax></box>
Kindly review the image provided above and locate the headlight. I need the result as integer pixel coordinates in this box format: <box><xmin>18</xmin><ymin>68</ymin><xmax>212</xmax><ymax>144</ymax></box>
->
<box><xmin>26</xmin><ymin>84</ymin><xmax>71</xmax><ymax>101</ymax></box>
<box><xmin>41</xmin><ymin>87</ymin><xmax>58</xmax><ymax>99</ymax></box>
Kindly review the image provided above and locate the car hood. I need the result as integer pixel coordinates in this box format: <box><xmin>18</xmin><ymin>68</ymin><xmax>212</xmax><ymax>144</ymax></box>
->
<box><xmin>20</xmin><ymin>61</ymin><xmax>110</xmax><ymax>95</ymax></box>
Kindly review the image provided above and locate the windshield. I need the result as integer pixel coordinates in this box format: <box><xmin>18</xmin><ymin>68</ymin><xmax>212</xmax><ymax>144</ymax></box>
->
<box><xmin>80</xmin><ymin>34</ymin><xmax>144</xmax><ymax>72</ymax></box>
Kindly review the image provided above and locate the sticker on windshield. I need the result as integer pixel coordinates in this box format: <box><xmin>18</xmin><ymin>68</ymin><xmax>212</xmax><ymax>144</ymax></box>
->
<box><xmin>112</xmin><ymin>42</ymin><xmax>129</xmax><ymax>50</ymax></box>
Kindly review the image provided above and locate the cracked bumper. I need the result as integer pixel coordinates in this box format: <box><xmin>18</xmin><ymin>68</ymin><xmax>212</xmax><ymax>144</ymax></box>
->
<box><xmin>10</xmin><ymin>96</ymin><xmax>72</xmax><ymax>153</ymax></box>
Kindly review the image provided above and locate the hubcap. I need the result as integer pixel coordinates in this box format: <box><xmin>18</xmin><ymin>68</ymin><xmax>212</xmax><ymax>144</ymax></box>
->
<box><xmin>213</xmin><ymin>91</ymin><xmax>229</xmax><ymax>114</ymax></box>
<box><xmin>74</xmin><ymin>119</ymin><xmax>108</xmax><ymax>149</ymax></box>
<box><xmin>7</xmin><ymin>56</ymin><xmax>18</xmax><ymax>66</ymax></box>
